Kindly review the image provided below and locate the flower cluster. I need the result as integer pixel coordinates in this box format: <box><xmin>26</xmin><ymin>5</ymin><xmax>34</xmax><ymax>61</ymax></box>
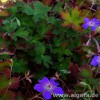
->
<box><xmin>90</xmin><ymin>55</ymin><xmax>100</xmax><ymax>66</ymax></box>
<box><xmin>82</xmin><ymin>18</ymin><xmax>100</xmax><ymax>66</ymax></box>
<box><xmin>34</xmin><ymin>77</ymin><xmax>64</xmax><ymax>100</ymax></box>
<box><xmin>82</xmin><ymin>18</ymin><xmax>100</xmax><ymax>31</ymax></box>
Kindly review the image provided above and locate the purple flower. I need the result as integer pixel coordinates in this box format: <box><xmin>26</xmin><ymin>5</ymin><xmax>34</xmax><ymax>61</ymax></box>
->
<box><xmin>90</xmin><ymin>55</ymin><xmax>100</xmax><ymax>66</ymax></box>
<box><xmin>34</xmin><ymin>77</ymin><xmax>64</xmax><ymax>100</ymax></box>
<box><xmin>82</xmin><ymin>18</ymin><xmax>100</xmax><ymax>31</ymax></box>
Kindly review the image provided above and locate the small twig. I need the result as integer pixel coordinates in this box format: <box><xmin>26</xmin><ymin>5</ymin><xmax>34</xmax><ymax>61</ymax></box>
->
<box><xmin>84</xmin><ymin>4</ymin><xmax>94</xmax><ymax>17</ymax></box>
<box><xmin>2</xmin><ymin>61</ymin><xmax>13</xmax><ymax>99</ymax></box>
<box><xmin>47</xmin><ymin>40</ymin><xmax>52</xmax><ymax>53</ymax></box>
<box><xmin>85</xmin><ymin>38</ymin><xmax>91</xmax><ymax>46</ymax></box>
<box><xmin>58</xmin><ymin>78</ymin><xmax>70</xmax><ymax>93</ymax></box>
<box><xmin>28</xmin><ymin>93</ymin><xmax>43</xmax><ymax>100</ymax></box>
<box><xmin>94</xmin><ymin>67</ymin><xmax>100</xmax><ymax>78</ymax></box>
<box><xmin>92</xmin><ymin>38</ymin><xmax>100</xmax><ymax>53</ymax></box>
<box><xmin>79</xmin><ymin>0</ymin><xmax>85</xmax><ymax>8</ymax></box>
<box><xmin>2</xmin><ymin>85</ymin><xmax>10</xmax><ymax>100</ymax></box>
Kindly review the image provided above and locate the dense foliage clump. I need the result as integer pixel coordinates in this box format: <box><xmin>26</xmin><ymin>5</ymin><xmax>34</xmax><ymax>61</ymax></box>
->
<box><xmin>0</xmin><ymin>0</ymin><xmax>100</xmax><ymax>100</ymax></box>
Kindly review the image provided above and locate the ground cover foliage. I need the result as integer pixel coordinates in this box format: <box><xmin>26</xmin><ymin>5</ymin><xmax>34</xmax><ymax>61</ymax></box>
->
<box><xmin>0</xmin><ymin>0</ymin><xmax>100</xmax><ymax>100</ymax></box>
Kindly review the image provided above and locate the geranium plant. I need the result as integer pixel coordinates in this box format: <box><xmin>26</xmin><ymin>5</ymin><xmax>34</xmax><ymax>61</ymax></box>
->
<box><xmin>0</xmin><ymin>0</ymin><xmax>100</xmax><ymax>100</ymax></box>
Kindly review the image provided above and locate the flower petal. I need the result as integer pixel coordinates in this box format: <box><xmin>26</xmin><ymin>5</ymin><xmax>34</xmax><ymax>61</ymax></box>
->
<box><xmin>97</xmin><ymin>22</ymin><xmax>100</xmax><ymax>26</ymax></box>
<box><xmin>83</xmin><ymin>18</ymin><xmax>89</xmax><ymax>22</ymax></box>
<box><xmin>82</xmin><ymin>24</ymin><xmax>88</xmax><ymax>29</ymax></box>
<box><xmin>38</xmin><ymin>77</ymin><xmax>49</xmax><ymax>84</ymax></box>
<box><xmin>34</xmin><ymin>84</ymin><xmax>43</xmax><ymax>92</ymax></box>
<box><xmin>42</xmin><ymin>91</ymin><xmax>51</xmax><ymax>100</ymax></box>
<box><xmin>50</xmin><ymin>78</ymin><xmax>59</xmax><ymax>86</ymax></box>
<box><xmin>91</xmin><ymin>26</ymin><xmax>96</xmax><ymax>31</ymax></box>
<box><xmin>53</xmin><ymin>87</ymin><xmax>64</xmax><ymax>95</ymax></box>
<box><xmin>90</xmin><ymin>56</ymin><xmax>98</xmax><ymax>66</ymax></box>
<box><xmin>90</xmin><ymin>60</ymin><xmax>97</xmax><ymax>66</ymax></box>
<box><xmin>91</xmin><ymin>18</ymin><xmax>98</xmax><ymax>22</ymax></box>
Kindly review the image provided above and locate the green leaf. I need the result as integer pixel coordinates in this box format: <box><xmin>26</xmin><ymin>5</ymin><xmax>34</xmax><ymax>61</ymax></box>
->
<box><xmin>34</xmin><ymin>68</ymin><xmax>48</xmax><ymax>79</ymax></box>
<box><xmin>42</xmin><ymin>55</ymin><xmax>52</xmax><ymax>67</ymax></box>
<box><xmin>53</xmin><ymin>21</ymin><xmax>66</xmax><ymax>35</ymax></box>
<box><xmin>53</xmin><ymin>2</ymin><xmax>62</xmax><ymax>13</ymax></box>
<box><xmin>2</xmin><ymin>19</ymin><xmax>9</xmax><ymax>25</ymax></box>
<box><xmin>8</xmin><ymin>6</ymin><xmax>18</xmax><ymax>14</ymax></box>
<box><xmin>64</xmin><ymin>49</ymin><xmax>72</xmax><ymax>56</ymax></box>
<box><xmin>33</xmin><ymin>1</ymin><xmax>51</xmax><ymax>22</ymax></box>
<box><xmin>35</xmin><ymin>42</ymin><xmax>45</xmax><ymax>55</ymax></box>
<box><xmin>80</xmin><ymin>82</ymin><xmax>88</xmax><ymax>86</ymax></box>
<box><xmin>2</xmin><ymin>19</ymin><xmax>18</xmax><ymax>33</ymax></box>
<box><xmin>17</xmin><ymin>96</ymin><xmax>24</xmax><ymax>100</ymax></box>
<box><xmin>33</xmin><ymin>42</ymin><xmax>46</xmax><ymax>65</ymax></box>
<box><xmin>0</xmin><ymin>37</ymin><xmax>3</xmax><ymax>45</ymax></box>
<box><xmin>16</xmin><ymin>19</ymin><xmax>21</xmax><ymax>26</ymax></box>
<box><xmin>12</xmin><ymin>58</ymin><xmax>28</xmax><ymax>73</ymax></box>
<box><xmin>23</xmin><ymin>5</ymin><xmax>34</xmax><ymax>15</ymax></box>
<box><xmin>34</xmin><ymin>42</ymin><xmax>52</xmax><ymax>67</ymax></box>
<box><xmin>0</xmin><ymin>60</ymin><xmax>12</xmax><ymax>71</ymax></box>
<box><xmin>36</xmin><ymin>22</ymin><xmax>51</xmax><ymax>36</ymax></box>
<box><xmin>46</xmin><ymin>17</ymin><xmax>56</xmax><ymax>24</ymax></box>
<box><xmin>35</xmin><ymin>55</ymin><xmax>52</xmax><ymax>67</ymax></box>
<box><xmin>11</xmin><ymin>21</ymin><xmax>18</xmax><ymax>30</ymax></box>
<box><xmin>0</xmin><ymin>76</ymin><xmax>9</xmax><ymax>89</ymax></box>
<box><xmin>12</xmin><ymin>28</ymin><xmax>29</xmax><ymax>41</ymax></box>
<box><xmin>53</xmin><ymin>58</ymin><xmax>70</xmax><ymax>71</ymax></box>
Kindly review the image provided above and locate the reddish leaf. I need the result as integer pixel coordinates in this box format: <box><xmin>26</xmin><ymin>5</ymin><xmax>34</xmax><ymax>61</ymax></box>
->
<box><xmin>80</xmin><ymin>64</ymin><xmax>93</xmax><ymax>78</ymax></box>
<box><xmin>45</xmin><ymin>31</ymin><xmax>53</xmax><ymax>39</ymax></box>
<box><xmin>0</xmin><ymin>10</ymin><xmax>9</xmax><ymax>17</ymax></box>
<box><xmin>0</xmin><ymin>18</ymin><xmax>2</xmax><ymax>26</ymax></box>
<box><xmin>27</xmin><ymin>0</ymin><xmax>32</xmax><ymax>3</ymax></box>
<box><xmin>0</xmin><ymin>60</ymin><xmax>13</xmax><ymax>71</ymax></box>
<box><xmin>61</xmin><ymin>43</ymin><xmax>68</xmax><ymax>48</ymax></box>
<box><xmin>69</xmin><ymin>62</ymin><xmax>79</xmax><ymax>80</ymax></box>
<box><xmin>9</xmin><ymin>77</ymin><xmax>20</xmax><ymax>89</ymax></box>
<box><xmin>0</xmin><ymin>67</ymin><xmax>10</xmax><ymax>79</ymax></box>
<box><xmin>60</xmin><ymin>6</ymin><xmax>83</xmax><ymax>32</ymax></box>
<box><xmin>42</xmin><ymin>0</ymin><xmax>52</xmax><ymax>5</ymax></box>
<box><xmin>0</xmin><ymin>89</ymin><xmax>17</xmax><ymax>100</ymax></box>
<box><xmin>67</xmin><ymin>62</ymin><xmax>79</xmax><ymax>85</ymax></box>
